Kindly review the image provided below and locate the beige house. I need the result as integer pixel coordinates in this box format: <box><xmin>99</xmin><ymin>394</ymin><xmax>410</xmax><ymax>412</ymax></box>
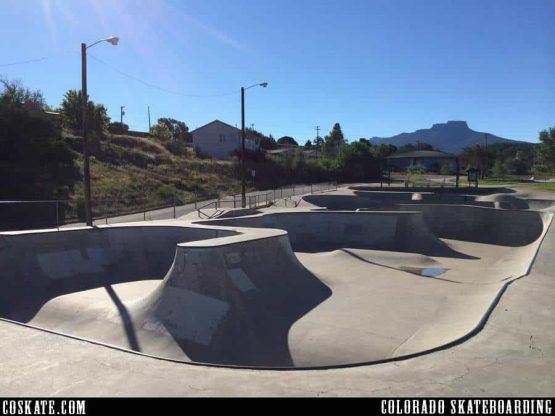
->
<box><xmin>191</xmin><ymin>120</ymin><xmax>258</xmax><ymax>160</ymax></box>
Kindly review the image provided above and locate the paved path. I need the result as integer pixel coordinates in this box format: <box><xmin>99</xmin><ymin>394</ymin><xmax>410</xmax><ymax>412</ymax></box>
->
<box><xmin>63</xmin><ymin>183</ymin><xmax>334</xmax><ymax>227</ymax></box>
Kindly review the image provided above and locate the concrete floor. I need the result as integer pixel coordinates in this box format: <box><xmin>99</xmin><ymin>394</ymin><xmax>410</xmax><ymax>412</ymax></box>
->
<box><xmin>0</xmin><ymin>185</ymin><xmax>554</xmax><ymax>396</ymax></box>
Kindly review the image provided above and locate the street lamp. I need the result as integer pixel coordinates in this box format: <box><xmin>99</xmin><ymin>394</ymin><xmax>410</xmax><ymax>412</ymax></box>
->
<box><xmin>241</xmin><ymin>82</ymin><xmax>268</xmax><ymax>208</ymax></box>
<box><xmin>81</xmin><ymin>36</ymin><xmax>119</xmax><ymax>226</ymax></box>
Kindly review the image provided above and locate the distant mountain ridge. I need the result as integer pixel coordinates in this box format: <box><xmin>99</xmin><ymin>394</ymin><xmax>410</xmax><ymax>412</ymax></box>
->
<box><xmin>371</xmin><ymin>121</ymin><xmax>524</xmax><ymax>154</ymax></box>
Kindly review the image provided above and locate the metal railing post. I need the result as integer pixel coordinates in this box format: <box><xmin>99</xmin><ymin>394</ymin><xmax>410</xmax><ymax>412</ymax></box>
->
<box><xmin>55</xmin><ymin>201</ymin><xmax>59</xmax><ymax>230</ymax></box>
<box><xmin>115</xmin><ymin>197</ymin><xmax>119</xmax><ymax>223</ymax></box>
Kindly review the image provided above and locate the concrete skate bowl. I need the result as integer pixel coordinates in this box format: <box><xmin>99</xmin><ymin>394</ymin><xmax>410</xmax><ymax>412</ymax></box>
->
<box><xmin>0</xmin><ymin>225</ymin><xmax>239</xmax><ymax>319</ymax></box>
<box><xmin>303</xmin><ymin>187</ymin><xmax>555</xmax><ymax>211</ymax></box>
<box><xmin>0</xmin><ymin>223</ymin><xmax>331</xmax><ymax>368</ymax></box>
<box><xmin>0</xmin><ymin>208</ymin><xmax>552</xmax><ymax>369</ymax></box>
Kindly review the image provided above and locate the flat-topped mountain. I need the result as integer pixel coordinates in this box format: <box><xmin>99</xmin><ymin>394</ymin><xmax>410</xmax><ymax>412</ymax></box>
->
<box><xmin>371</xmin><ymin>121</ymin><xmax>524</xmax><ymax>154</ymax></box>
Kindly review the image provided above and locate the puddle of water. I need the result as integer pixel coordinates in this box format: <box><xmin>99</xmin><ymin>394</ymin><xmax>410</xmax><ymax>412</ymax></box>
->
<box><xmin>398</xmin><ymin>266</ymin><xmax>449</xmax><ymax>277</ymax></box>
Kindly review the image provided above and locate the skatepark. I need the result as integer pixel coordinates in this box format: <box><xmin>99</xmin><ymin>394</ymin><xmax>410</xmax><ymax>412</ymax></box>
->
<box><xmin>0</xmin><ymin>184</ymin><xmax>554</xmax><ymax>394</ymax></box>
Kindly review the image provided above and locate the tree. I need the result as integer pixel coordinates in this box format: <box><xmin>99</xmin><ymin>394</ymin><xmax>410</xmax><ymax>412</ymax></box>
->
<box><xmin>60</xmin><ymin>90</ymin><xmax>110</xmax><ymax>134</ymax></box>
<box><xmin>157</xmin><ymin>117</ymin><xmax>191</xmax><ymax>142</ymax></box>
<box><xmin>323</xmin><ymin>123</ymin><xmax>346</xmax><ymax>156</ymax></box>
<box><xmin>492</xmin><ymin>160</ymin><xmax>508</xmax><ymax>177</ymax></box>
<box><xmin>371</xmin><ymin>143</ymin><xmax>397</xmax><ymax>160</ymax></box>
<box><xmin>460</xmin><ymin>145</ymin><xmax>494</xmax><ymax>179</ymax></box>
<box><xmin>0</xmin><ymin>78</ymin><xmax>45</xmax><ymax>111</ymax></box>
<box><xmin>440</xmin><ymin>164</ymin><xmax>452</xmax><ymax>175</ymax></box>
<box><xmin>247</xmin><ymin>128</ymin><xmax>277</xmax><ymax>150</ymax></box>
<box><xmin>0</xmin><ymin>79</ymin><xmax>80</xmax><ymax>229</ymax></box>
<box><xmin>314</xmin><ymin>136</ymin><xmax>324</xmax><ymax>148</ymax></box>
<box><xmin>150</xmin><ymin>122</ymin><xmax>172</xmax><ymax>141</ymax></box>
<box><xmin>108</xmin><ymin>121</ymin><xmax>129</xmax><ymax>134</ymax></box>
<box><xmin>398</xmin><ymin>142</ymin><xmax>434</xmax><ymax>152</ymax></box>
<box><xmin>336</xmin><ymin>141</ymin><xmax>380</xmax><ymax>181</ymax></box>
<box><xmin>304</xmin><ymin>139</ymin><xmax>313</xmax><ymax>148</ymax></box>
<box><xmin>277</xmin><ymin>136</ymin><xmax>298</xmax><ymax>146</ymax></box>
<box><xmin>398</xmin><ymin>143</ymin><xmax>416</xmax><ymax>153</ymax></box>
<box><xmin>536</xmin><ymin>127</ymin><xmax>555</xmax><ymax>174</ymax></box>
<box><xmin>419</xmin><ymin>142</ymin><xmax>434</xmax><ymax>151</ymax></box>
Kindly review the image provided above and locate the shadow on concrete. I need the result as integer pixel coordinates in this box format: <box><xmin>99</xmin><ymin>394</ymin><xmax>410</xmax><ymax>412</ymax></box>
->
<box><xmin>340</xmin><ymin>249</ymin><xmax>461</xmax><ymax>284</ymax></box>
<box><xmin>136</xmin><ymin>243</ymin><xmax>333</xmax><ymax>368</ymax></box>
<box><xmin>104</xmin><ymin>285</ymin><xmax>141</xmax><ymax>351</ymax></box>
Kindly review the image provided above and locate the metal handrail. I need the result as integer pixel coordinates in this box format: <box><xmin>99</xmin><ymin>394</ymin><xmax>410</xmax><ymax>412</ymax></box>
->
<box><xmin>1</xmin><ymin>181</ymin><xmax>340</xmax><ymax>231</ymax></box>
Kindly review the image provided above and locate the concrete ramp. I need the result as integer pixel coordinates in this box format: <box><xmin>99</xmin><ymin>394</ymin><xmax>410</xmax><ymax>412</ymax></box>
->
<box><xmin>130</xmin><ymin>233</ymin><xmax>331</xmax><ymax>367</ymax></box>
<box><xmin>198</xmin><ymin>211</ymin><xmax>469</xmax><ymax>258</ymax></box>
<box><xmin>0</xmin><ymin>225</ymin><xmax>235</xmax><ymax>319</ymax></box>
<box><xmin>399</xmin><ymin>204</ymin><xmax>551</xmax><ymax>246</ymax></box>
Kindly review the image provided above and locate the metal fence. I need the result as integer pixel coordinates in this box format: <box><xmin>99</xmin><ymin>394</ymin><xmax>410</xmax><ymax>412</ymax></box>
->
<box><xmin>383</xmin><ymin>172</ymin><xmax>462</xmax><ymax>189</ymax></box>
<box><xmin>0</xmin><ymin>182</ymin><xmax>337</xmax><ymax>231</ymax></box>
<box><xmin>196</xmin><ymin>182</ymin><xmax>337</xmax><ymax>218</ymax></box>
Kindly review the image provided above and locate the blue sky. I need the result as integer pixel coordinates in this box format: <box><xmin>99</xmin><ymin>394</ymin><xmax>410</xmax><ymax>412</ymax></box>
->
<box><xmin>1</xmin><ymin>0</ymin><xmax>553</xmax><ymax>143</ymax></box>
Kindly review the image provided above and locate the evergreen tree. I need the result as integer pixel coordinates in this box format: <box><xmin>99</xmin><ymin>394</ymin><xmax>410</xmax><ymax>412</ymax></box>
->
<box><xmin>323</xmin><ymin>123</ymin><xmax>346</xmax><ymax>156</ymax></box>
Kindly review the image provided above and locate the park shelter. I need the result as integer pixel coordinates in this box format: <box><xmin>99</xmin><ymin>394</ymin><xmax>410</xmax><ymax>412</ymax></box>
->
<box><xmin>386</xmin><ymin>150</ymin><xmax>461</xmax><ymax>187</ymax></box>
<box><xmin>386</xmin><ymin>150</ymin><xmax>459</xmax><ymax>173</ymax></box>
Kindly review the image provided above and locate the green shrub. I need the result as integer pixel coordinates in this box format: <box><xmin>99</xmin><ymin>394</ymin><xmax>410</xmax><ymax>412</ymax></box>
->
<box><xmin>440</xmin><ymin>164</ymin><xmax>452</xmax><ymax>175</ymax></box>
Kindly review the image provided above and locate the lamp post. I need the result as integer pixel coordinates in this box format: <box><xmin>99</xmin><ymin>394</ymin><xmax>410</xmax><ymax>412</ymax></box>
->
<box><xmin>241</xmin><ymin>82</ymin><xmax>268</xmax><ymax>208</ymax></box>
<box><xmin>81</xmin><ymin>36</ymin><xmax>119</xmax><ymax>226</ymax></box>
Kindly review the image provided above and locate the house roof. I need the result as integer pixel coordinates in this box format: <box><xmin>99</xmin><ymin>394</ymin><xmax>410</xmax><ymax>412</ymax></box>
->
<box><xmin>386</xmin><ymin>150</ymin><xmax>457</xmax><ymax>159</ymax></box>
<box><xmin>190</xmin><ymin>119</ymin><xmax>240</xmax><ymax>134</ymax></box>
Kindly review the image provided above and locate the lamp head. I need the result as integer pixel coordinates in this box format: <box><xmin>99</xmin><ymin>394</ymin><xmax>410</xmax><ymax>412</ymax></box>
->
<box><xmin>260</xmin><ymin>82</ymin><xmax>268</xmax><ymax>88</ymax></box>
<box><xmin>106</xmin><ymin>36</ymin><xmax>119</xmax><ymax>46</ymax></box>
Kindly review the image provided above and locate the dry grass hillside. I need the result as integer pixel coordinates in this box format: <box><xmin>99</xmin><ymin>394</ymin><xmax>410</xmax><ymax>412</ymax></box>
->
<box><xmin>63</xmin><ymin>132</ymin><xmax>242</xmax><ymax>220</ymax></box>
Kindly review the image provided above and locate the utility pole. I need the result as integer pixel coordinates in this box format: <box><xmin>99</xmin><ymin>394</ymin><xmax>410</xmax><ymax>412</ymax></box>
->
<box><xmin>120</xmin><ymin>106</ymin><xmax>125</xmax><ymax>126</ymax></box>
<box><xmin>484</xmin><ymin>133</ymin><xmax>489</xmax><ymax>179</ymax></box>
<box><xmin>148</xmin><ymin>106</ymin><xmax>151</xmax><ymax>132</ymax></box>
<box><xmin>315</xmin><ymin>126</ymin><xmax>320</xmax><ymax>157</ymax></box>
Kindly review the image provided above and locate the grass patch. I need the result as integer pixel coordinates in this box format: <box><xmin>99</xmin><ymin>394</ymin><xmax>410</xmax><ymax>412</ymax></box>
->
<box><xmin>479</xmin><ymin>178</ymin><xmax>533</xmax><ymax>185</ymax></box>
<box><xmin>479</xmin><ymin>178</ymin><xmax>555</xmax><ymax>192</ymax></box>
<box><xmin>63</xmin><ymin>132</ymin><xmax>242</xmax><ymax>222</ymax></box>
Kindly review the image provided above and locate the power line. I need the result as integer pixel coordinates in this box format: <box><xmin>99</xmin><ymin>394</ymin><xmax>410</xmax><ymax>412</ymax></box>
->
<box><xmin>0</xmin><ymin>51</ymin><xmax>74</xmax><ymax>68</ymax></box>
<box><xmin>0</xmin><ymin>56</ymin><xmax>56</xmax><ymax>68</ymax></box>
<box><xmin>89</xmin><ymin>54</ymin><xmax>239</xmax><ymax>98</ymax></box>
<box><xmin>0</xmin><ymin>51</ymin><xmax>240</xmax><ymax>100</ymax></box>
